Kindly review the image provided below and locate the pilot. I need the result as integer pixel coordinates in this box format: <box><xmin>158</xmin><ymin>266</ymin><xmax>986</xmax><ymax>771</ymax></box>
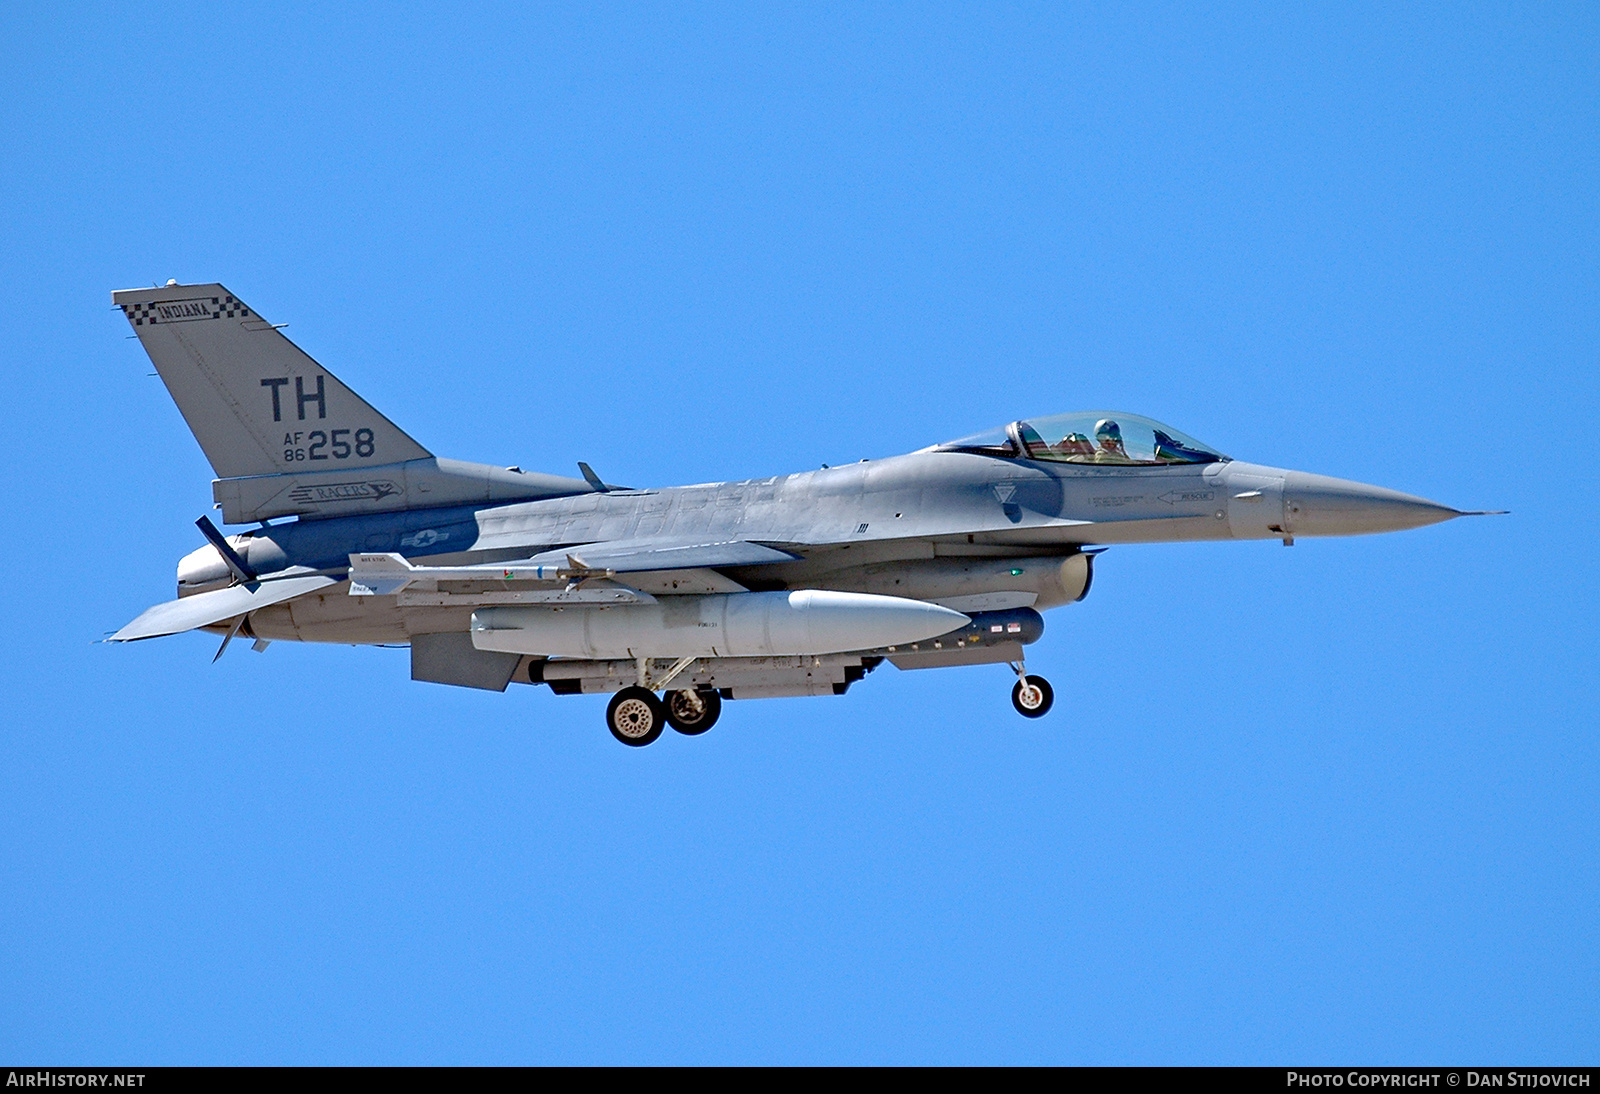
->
<box><xmin>1054</xmin><ymin>432</ymin><xmax>1096</xmax><ymax>458</ymax></box>
<box><xmin>1091</xmin><ymin>419</ymin><xmax>1131</xmax><ymax>463</ymax></box>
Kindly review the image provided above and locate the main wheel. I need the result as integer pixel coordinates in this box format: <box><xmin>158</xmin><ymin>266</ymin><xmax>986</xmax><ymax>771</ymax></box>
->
<box><xmin>1011</xmin><ymin>675</ymin><xmax>1054</xmax><ymax>718</ymax></box>
<box><xmin>664</xmin><ymin>689</ymin><xmax>722</xmax><ymax>735</ymax></box>
<box><xmin>607</xmin><ymin>687</ymin><xmax>667</xmax><ymax>746</ymax></box>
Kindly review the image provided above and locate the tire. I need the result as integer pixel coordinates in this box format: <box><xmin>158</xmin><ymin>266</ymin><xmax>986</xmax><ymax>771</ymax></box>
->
<box><xmin>664</xmin><ymin>689</ymin><xmax>722</xmax><ymax>736</ymax></box>
<box><xmin>1011</xmin><ymin>675</ymin><xmax>1054</xmax><ymax>718</ymax></box>
<box><xmin>607</xmin><ymin>687</ymin><xmax>666</xmax><ymax>746</ymax></box>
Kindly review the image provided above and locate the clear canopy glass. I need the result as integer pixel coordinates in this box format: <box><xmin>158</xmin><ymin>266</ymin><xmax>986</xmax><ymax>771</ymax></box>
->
<box><xmin>939</xmin><ymin>411</ymin><xmax>1228</xmax><ymax>466</ymax></box>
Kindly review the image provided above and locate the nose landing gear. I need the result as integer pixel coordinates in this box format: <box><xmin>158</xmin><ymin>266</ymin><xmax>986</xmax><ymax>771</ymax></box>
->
<box><xmin>1009</xmin><ymin>661</ymin><xmax>1054</xmax><ymax>718</ymax></box>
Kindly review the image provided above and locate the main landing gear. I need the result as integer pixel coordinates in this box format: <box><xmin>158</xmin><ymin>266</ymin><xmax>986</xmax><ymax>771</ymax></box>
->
<box><xmin>606</xmin><ymin>687</ymin><xmax>666</xmax><ymax>746</ymax></box>
<box><xmin>605</xmin><ymin>685</ymin><xmax>723</xmax><ymax>746</ymax></box>
<box><xmin>1009</xmin><ymin>661</ymin><xmax>1054</xmax><ymax>718</ymax></box>
<box><xmin>664</xmin><ymin>688</ymin><xmax>722</xmax><ymax>736</ymax></box>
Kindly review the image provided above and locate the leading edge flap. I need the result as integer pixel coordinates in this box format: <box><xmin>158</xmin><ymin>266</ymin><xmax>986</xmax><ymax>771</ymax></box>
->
<box><xmin>529</xmin><ymin>539</ymin><xmax>803</xmax><ymax>573</ymax></box>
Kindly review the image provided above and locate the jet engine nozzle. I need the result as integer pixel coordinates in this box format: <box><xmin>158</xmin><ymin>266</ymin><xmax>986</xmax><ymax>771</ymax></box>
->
<box><xmin>176</xmin><ymin>543</ymin><xmax>232</xmax><ymax>596</ymax></box>
<box><xmin>1282</xmin><ymin>472</ymin><xmax>1460</xmax><ymax>537</ymax></box>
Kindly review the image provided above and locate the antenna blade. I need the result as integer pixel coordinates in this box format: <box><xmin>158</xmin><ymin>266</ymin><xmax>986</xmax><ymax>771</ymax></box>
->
<box><xmin>577</xmin><ymin>462</ymin><xmax>609</xmax><ymax>492</ymax></box>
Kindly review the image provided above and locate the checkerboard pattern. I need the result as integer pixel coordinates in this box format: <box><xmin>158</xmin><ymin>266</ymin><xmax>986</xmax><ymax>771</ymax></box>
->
<box><xmin>121</xmin><ymin>295</ymin><xmax>253</xmax><ymax>326</ymax></box>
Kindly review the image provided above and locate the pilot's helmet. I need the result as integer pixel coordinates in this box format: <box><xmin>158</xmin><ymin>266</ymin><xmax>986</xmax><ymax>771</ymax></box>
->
<box><xmin>1094</xmin><ymin>419</ymin><xmax>1122</xmax><ymax>442</ymax></box>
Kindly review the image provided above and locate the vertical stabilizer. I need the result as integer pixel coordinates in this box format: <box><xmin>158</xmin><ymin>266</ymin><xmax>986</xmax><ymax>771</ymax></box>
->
<box><xmin>114</xmin><ymin>282</ymin><xmax>431</xmax><ymax>479</ymax></box>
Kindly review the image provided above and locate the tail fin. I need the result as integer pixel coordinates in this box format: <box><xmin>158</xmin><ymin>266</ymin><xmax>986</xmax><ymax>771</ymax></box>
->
<box><xmin>114</xmin><ymin>282</ymin><xmax>430</xmax><ymax>479</ymax></box>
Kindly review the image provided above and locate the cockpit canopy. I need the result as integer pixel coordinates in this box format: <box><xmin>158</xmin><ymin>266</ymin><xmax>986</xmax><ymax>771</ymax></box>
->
<box><xmin>939</xmin><ymin>411</ymin><xmax>1228</xmax><ymax>466</ymax></box>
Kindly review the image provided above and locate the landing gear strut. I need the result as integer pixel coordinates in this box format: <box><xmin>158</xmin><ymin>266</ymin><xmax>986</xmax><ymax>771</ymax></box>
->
<box><xmin>1009</xmin><ymin>662</ymin><xmax>1054</xmax><ymax>718</ymax></box>
<box><xmin>664</xmin><ymin>689</ymin><xmax>722</xmax><ymax>735</ymax></box>
<box><xmin>606</xmin><ymin>686</ymin><xmax>666</xmax><ymax>746</ymax></box>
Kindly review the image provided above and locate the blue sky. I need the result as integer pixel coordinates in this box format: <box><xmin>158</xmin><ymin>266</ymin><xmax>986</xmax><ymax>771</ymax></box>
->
<box><xmin>1</xmin><ymin>2</ymin><xmax>1595</xmax><ymax>1063</ymax></box>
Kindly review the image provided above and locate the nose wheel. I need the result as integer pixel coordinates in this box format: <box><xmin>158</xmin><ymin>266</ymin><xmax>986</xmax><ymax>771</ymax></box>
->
<box><xmin>606</xmin><ymin>687</ymin><xmax>667</xmax><ymax>746</ymax></box>
<box><xmin>1009</xmin><ymin>663</ymin><xmax>1054</xmax><ymax>718</ymax></box>
<box><xmin>664</xmin><ymin>689</ymin><xmax>722</xmax><ymax>735</ymax></box>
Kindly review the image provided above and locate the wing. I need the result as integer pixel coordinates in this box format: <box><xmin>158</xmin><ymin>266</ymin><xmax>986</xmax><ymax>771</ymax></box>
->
<box><xmin>111</xmin><ymin>575</ymin><xmax>339</xmax><ymax>641</ymax></box>
<box><xmin>535</xmin><ymin>539</ymin><xmax>801</xmax><ymax>573</ymax></box>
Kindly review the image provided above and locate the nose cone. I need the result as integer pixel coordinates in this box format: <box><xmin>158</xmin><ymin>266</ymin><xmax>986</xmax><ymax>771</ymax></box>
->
<box><xmin>1284</xmin><ymin>471</ymin><xmax>1461</xmax><ymax>537</ymax></box>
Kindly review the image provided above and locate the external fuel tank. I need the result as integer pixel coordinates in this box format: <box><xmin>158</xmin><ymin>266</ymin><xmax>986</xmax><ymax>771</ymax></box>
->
<box><xmin>470</xmin><ymin>590</ymin><xmax>969</xmax><ymax>660</ymax></box>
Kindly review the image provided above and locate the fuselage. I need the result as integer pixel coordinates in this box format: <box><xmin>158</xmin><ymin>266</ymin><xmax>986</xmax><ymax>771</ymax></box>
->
<box><xmin>177</xmin><ymin>449</ymin><xmax>1461</xmax><ymax>646</ymax></box>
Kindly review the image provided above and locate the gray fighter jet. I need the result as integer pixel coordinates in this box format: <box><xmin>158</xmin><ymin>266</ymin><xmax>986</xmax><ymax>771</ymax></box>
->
<box><xmin>110</xmin><ymin>282</ymin><xmax>1498</xmax><ymax>745</ymax></box>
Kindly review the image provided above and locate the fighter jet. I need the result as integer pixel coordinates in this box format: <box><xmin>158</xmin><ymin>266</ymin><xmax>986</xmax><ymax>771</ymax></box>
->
<box><xmin>110</xmin><ymin>282</ymin><xmax>1498</xmax><ymax>746</ymax></box>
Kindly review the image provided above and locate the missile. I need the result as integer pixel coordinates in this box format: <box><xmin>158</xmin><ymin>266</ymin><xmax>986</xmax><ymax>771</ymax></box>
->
<box><xmin>347</xmin><ymin>551</ymin><xmax>614</xmax><ymax>596</ymax></box>
<box><xmin>470</xmin><ymin>590</ymin><xmax>971</xmax><ymax>660</ymax></box>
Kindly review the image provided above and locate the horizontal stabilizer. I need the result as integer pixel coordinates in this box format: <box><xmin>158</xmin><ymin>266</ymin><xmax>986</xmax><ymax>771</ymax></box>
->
<box><xmin>531</xmin><ymin>539</ymin><xmax>802</xmax><ymax>573</ymax></box>
<box><xmin>112</xmin><ymin>575</ymin><xmax>338</xmax><ymax>641</ymax></box>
